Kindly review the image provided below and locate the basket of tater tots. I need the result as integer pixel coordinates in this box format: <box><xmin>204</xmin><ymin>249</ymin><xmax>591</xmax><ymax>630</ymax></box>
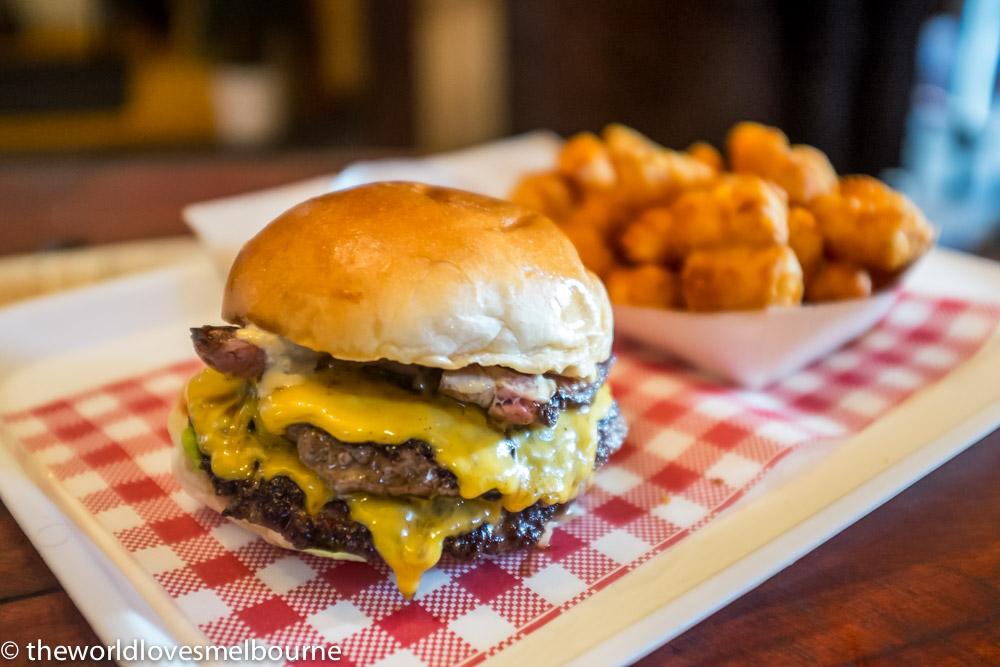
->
<box><xmin>510</xmin><ymin>122</ymin><xmax>936</xmax><ymax>387</ymax></box>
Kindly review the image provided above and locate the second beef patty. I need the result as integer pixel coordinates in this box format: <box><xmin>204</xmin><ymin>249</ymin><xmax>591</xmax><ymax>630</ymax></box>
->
<box><xmin>287</xmin><ymin>401</ymin><xmax>628</xmax><ymax>498</ymax></box>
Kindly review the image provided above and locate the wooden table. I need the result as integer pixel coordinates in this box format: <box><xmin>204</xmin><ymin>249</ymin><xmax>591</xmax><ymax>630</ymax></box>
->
<box><xmin>1</xmin><ymin>154</ymin><xmax>997</xmax><ymax>666</ymax></box>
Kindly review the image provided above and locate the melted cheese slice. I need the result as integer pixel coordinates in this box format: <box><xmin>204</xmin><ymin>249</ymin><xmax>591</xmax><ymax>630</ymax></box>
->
<box><xmin>256</xmin><ymin>365</ymin><xmax>612</xmax><ymax>512</ymax></box>
<box><xmin>346</xmin><ymin>495</ymin><xmax>503</xmax><ymax>598</ymax></box>
<box><xmin>185</xmin><ymin>368</ymin><xmax>334</xmax><ymax>514</ymax></box>
<box><xmin>183</xmin><ymin>364</ymin><xmax>613</xmax><ymax>595</ymax></box>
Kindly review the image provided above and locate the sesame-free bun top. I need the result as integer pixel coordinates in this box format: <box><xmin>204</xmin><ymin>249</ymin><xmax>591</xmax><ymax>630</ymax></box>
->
<box><xmin>222</xmin><ymin>182</ymin><xmax>613</xmax><ymax>378</ymax></box>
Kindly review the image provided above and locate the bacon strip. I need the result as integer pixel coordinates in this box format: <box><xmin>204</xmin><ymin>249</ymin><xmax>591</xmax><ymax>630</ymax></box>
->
<box><xmin>439</xmin><ymin>366</ymin><xmax>558</xmax><ymax>426</ymax></box>
<box><xmin>189</xmin><ymin>325</ymin><xmax>612</xmax><ymax>427</ymax></box>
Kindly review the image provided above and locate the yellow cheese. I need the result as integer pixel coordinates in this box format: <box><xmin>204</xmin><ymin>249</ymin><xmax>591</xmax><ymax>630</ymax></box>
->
<box><xmin>256</xmin><ymin>365</ymin><xmax>613</xmax><ymax>512</ymax></box>
<box><xmin>345</xmin><ymin>495</ymin><xmax>503</xmax><ymax>598</ymax></box>
<box><xmin>184</xmin><ymin>368</ymin><xmax>334</xmax><ymax>514</ymax></box>
<box><xmin>183</xmin><ymin>362</ymin><xmax>614</xmax><ymax>596</ymax></box>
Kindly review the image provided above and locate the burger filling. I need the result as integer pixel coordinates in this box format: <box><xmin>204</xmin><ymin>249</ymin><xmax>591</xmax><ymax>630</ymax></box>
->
<box><xmin>191</xmin><ymin>325</ymin><xmax>612</xmax><ymax>428</ymax></box>
<box><xmin>201</xmin><ymin>461</ymin><xmax>565</xmax><ymax>564</ymax></box>
<box><xmin>184</xmin><ymin>325</ymin><xmax>626</xmax><ymax>597</ymax></box>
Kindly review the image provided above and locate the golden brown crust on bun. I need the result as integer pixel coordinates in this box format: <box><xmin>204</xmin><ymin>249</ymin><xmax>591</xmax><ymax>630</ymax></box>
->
<box><xmin>222</xmin><ymin>182</ymin><xmax>612</xmax><ymax>378</ymax></box>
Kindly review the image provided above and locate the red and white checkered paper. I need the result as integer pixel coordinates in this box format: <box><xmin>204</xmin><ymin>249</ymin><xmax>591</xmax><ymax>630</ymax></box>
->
<box><xmin>3</xmin><ymin>292</ymin><xmax>998</xmax><ymax>666</ymax></box>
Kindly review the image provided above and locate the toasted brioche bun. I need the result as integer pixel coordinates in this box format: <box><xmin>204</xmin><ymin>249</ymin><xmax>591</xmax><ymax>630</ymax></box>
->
<box><xmin>222</xmin><ymin>182</ymin><xmax>612</xmax><ymax>379</ymax></box>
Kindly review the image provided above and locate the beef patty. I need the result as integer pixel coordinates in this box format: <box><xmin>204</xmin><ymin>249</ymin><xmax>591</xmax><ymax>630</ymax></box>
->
<box><xmin>289</xmin><ymin>401</ymin><xmax>628</xmax><ymax>497</ymax></box>
<box><xmin>198</xmin><ymin>402</ymin><xmax>626</xmax><ymax>559</ymax></box>
<box><xmin>202</xmin><ymin>454</ymin><xmax>564</xmax><ymax>561</ymax></box>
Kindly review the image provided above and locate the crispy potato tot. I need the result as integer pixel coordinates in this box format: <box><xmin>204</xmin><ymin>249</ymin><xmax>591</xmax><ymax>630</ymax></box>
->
<box><xmin>564</xmin><ymin>190</ymin><xmax>633</xmax><ymax>237</ymax></box>
<box><xmin>603</xmin><ymin>123</ymin><xmax>715</xmax><ymax>206</ymax></box>
<box><xmin>727</xmin><ymin>121</ymin><xmax>836</xmax><ymax>204</ymax></box>
<box><xmin>619</xmin><ymin>207</ymin><xmax>673</xmax><ymax>264</ymax></box>
<box><xmin>603</xmin><ymin>122</ymin><xmax>664</xmax><ymax>157</ymax></box>
<box><xmin>509</xmin><ymin>170</ymin><xmax>576</xmax><ymax>222</ymax></box>
<box><xmin>559</xmin><ymin>223</ymin><xmax>616</xmax><ymax>278</ymax></box>
<box><xmin>606</xmin><ymin>264</ymin><xmax>679</xmax><ymax>308</ymax></box>
<box><xmin>687</xmin><ymin>141</ymin><xmax>724</xmax><ymax>173</ymax></box>
<box><xmin>783</xmin><ymin>145</ymin><xmax>838</xmax><ymax>204</ymax></box>
<box><xmin>667</xmin><ymin>190</ymin><xmax>727</xmax><ymax>258</ymax></box>
<box><xmin>558</xmin><ymin>132</ymin><xmax>616</xmax><ymax>191</ymax></box>
<box><xmin>788</xmin><ymin>206</ymin><xmax>824</xmax><ymax>279</ymax></box>
<box><xmin>681</xmin><ymin>245</ymin><xmax>803</xmax><ymax>311</ymax></box>
<box><xmin>726</xmin><ymin>121</ymin><xmax>788</xmax><ymax>174</ymax></box>
<box><xmin>509</xmin><ymin>121</ymin><xmax>933</xmax><ymax>315</ymax></box>
<box><xmin>806</xmin><ymin>261</ymin><xmax>872</xmax><ymax>303</ymax></box>
<box><xmin>810</xmin><ymin>175</ymin><xmax>934</xmax><ymax>272</ymax></box>
<box><xmin>714</xmin><ymin>175</ymin><xmax>789</xmax><ymax>245</ymax></box>
<box><xmin>667</xmin><ymin>174</ymin><xmax>788</xmax><ymax>259</ymax></box>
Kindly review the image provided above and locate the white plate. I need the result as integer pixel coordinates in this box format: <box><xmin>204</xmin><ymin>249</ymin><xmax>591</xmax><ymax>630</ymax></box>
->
<box><xmin>0</xmin><ymin>248</ymin><xmax>997</xmax><ymax>665</ymax></box>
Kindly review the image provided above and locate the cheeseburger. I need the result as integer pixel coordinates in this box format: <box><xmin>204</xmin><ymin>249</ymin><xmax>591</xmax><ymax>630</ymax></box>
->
<box><xmin>170</xmin><ymin>182</ymin><xmax>627</xmax><ymax>597</ymax></box>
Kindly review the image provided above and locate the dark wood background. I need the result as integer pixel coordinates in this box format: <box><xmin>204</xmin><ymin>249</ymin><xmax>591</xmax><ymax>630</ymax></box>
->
<box><xmin>507</xmin><ymin>0</ymin><xmax>937</xmax><ymax>175</ymax></box>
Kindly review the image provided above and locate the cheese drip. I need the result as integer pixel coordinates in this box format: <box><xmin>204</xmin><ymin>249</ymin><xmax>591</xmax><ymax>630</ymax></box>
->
<box><xmin>256</xmin><ymin>365</ymin><xmax>613</xmax><ymax>512</ymax></box>
<box><xmin>345</xmin><ymin>495</ymin><xmax>503</xmax><ymax>598</ymax></box>
<box><xmin>184</xmin><ymin>368</ymin><xmax>334</xmax><ymax>514</ymax></box>
<box><xmin>183</xmin><ymin>363</ymin><xmax>614</xmax><ymax>597</ymax></box>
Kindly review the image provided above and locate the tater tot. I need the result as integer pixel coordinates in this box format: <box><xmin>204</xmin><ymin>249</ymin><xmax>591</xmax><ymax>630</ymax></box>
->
<box><xmin>619</xmin><ymin>207</ymin><xmax>673</xmax><ymax>264</ymax></box>
<box><xmin>602</xmin><ymin>122</ymin><xmax>664</xmax><ymax>157</ymax></box>
<box><xmin>559</xmin><ymin>223</ymin><xmax>616</xmax><ymax>278</ymax></box>
<box><xmin>788</xmin><ymin>206</ymin><xmax>824</xmax><ymax>279</ymax></box>
<box><xmin>810</xmin><ymin>175</ymin><xmax>934</xmax><ymax>272</ymax></box>
<box><xmin>805</xmin><ymin>261</ymin><xmax>873</xmax><ymax>303</ymax></box>
<box><xmin>509</xmin><ymin>171</ymin><xmax>576</xmax><ymax>222</ymax></box>
<box><xmin>782</xmin><ymin>145</ymin><xmax>838</xmax><ymax>204</ymax></box>
<box><xmin>714</xmin><ymin>175</ymin><xmax>789</xmax><ymax>245</ymax></box>
<box><xmin>507</xmin><ymin>121</ymin><xmax>934</xmax><ymax>314</ymax></box>
<box><xmin>605</xmin><ymin>264</ymin><xmax>679</xmax><ymax>308</ymax></box>
<box><xmin>727</xmin><ymin>121</ymin><xmax>788</xmax><ymax>174</ymax></box>
<box><xmin>564</xmin><ymin>191</ymin><xmax>633</xmax><ymax>237</ymax></box>
<box><xmin>681</xmin><ymin>245</ymin><xmax>804</xmax><ymax>311</ymax></box>
<box><xmin>558</xmin><ymin>132</ymin><xmax>616</xmax><ymax>191</ymax></box>
<box><xmin>687</xmin><ymin>141</ymin><xmax>724</xmax><ymax>173</ymax></box>
<box><xmin>667</xmin><ymin>190</ymin><xmax>727</xmax><ymax>258</ymax></box>
<box><xmin>727</xmin><ymin>121</ymin><xmax>836</xmax><ymax>204</ymax></box>
<box><xmin>603</xmin><ymin>123</ymin><xmax>715</xmax><ymax>206</ymax></box>
<box><xmin>667</xmin><ymin>174</ymin><xmax>788</xmax><ymax>259</ymax></box>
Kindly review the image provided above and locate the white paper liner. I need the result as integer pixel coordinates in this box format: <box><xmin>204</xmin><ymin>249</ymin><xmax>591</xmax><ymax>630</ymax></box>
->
<box><xmin>614</xmin><ymin>287</ymin><xmax>901</xmax><ymax>388</ymax></box>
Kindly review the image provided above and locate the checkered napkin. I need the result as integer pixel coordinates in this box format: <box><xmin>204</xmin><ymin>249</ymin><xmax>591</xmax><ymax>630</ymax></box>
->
<box><xmin>3</xmin><ymin>293</ymin><xmax>997</xmax><ymax>667</ymax></box>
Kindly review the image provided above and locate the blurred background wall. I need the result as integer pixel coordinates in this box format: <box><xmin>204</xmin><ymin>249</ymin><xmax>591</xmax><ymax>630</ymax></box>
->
<box><xmin>1</xmin><ymin>0</ymin><xmax>997</xmax><ymax>255</ymax></box>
